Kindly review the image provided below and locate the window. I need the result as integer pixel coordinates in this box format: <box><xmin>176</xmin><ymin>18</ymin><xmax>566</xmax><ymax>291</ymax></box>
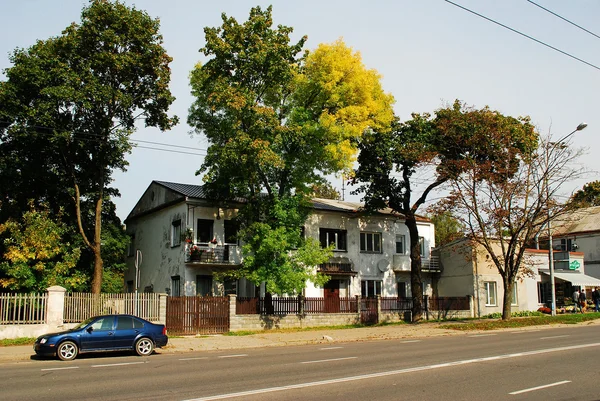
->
<box><xmin>360</xmin><ymin>232</ymin><xmax>381</xmax><ymax>253</ymax></box>
<box><xmin>395</xmin><ymin>234</ymin><xmax>406</xmax><ymax>254</ymax></box>
<box><xmin>127</xmin><ymin>234</ymin><xmax>135</xmax><ymax>257</ymax></box>
<box><xmin>171</xmin><ymin>276</ymin><xmax>180</xmax><ymax>297</ymax></box>
<box><xmin>511</xmin><ymin>283</ymin><xmax>518</xmax><ymax>306</ymax></box>
<box><xmin>224</xmin><ymin>220</ymin><xmax>239</xmax><ymax>244</ymax></box>
<box><xmin>197</xmin><ymin>275</ymin><xmax>213</xmax><ymax>296</ymax></box>
<box><xmin>224</xmin><ymin>278</ymin><xmax>237</xmax><ymax>296</ymax></box>
<box><xmin>171</xmin><ymin>220</ymin><xmax>181</xmax><ymax>247</ymax></box>
<box><xmin>361</xmin><ymin>280</ymin><xmax>382</xmax><ymax>298</ymax></box>
<box><xmin>197</xmin><ymin>219</ymin><xmax>214</xmax><ymax>243</ymax></box>
<box><xmin>538</xmin><ymin>282</ymin><xmax>550</xmax><ymax>304</ymax></box>
<box><xmin>91</xmin><ymin>317</ymin><xmax>113</xmax><ymax>331</ymax></box>
<box><xmin>319</xmin><ymin>228</ymin><xmax>347</xmax><ymax>251</ymax></box>
<box><xmin>116</xmin><ymin>316</ymin><xmax>134</xmax><ymax>330</ymax></box>
<box><xmin>484</xmin><ymin>282</ymin><xmax>497</xmax><ymax>306</ymax></box>
<box><xmin>398</xmin><ymin>282</ymin><xmax>407</xmax><ymax>298</ymax></box>
<box><xmin>126</xmin><ymin>280</ymin><xmax>134</xmax><ymax>293</ymax></box>
<box><xmin>419</xmin><ymin>236</ymin><xmax>425</xmax><ymax>257</ymax></box>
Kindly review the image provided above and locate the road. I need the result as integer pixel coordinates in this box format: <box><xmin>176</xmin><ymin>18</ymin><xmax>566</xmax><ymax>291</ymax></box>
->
<box><xmin>1</xmin><ymin>325</ymin><xmax>599</xmax><ymax>400</ymax></box>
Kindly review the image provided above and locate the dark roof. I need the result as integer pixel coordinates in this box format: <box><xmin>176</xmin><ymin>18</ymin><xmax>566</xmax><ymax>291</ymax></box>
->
<box><xmin>154</xmin><ymin>181</ymin><xmax>209</xmax><ymax>199</ymax></box>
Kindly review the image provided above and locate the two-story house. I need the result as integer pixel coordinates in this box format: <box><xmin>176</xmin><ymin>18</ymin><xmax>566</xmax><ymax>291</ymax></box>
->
<box><xmin>123</xmin><ymin>181</ymin><xmax>437</xmax><ymax>299</ymax></box>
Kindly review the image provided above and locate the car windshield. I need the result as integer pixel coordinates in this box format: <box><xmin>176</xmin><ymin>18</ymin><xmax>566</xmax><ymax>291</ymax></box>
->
<box><xmin>72</xmin><ymin>317</ymin><xmax>96</xmax><ymax>330</ymax></box>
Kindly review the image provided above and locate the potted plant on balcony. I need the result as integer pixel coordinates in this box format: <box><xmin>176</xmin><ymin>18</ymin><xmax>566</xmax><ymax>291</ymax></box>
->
<box><xmin>182</xmin><ymin>228</ymin><xmax>193</xmax><ymax>244</ymax></box>
<box><xmin>190</xmin><ymin>245</ymin><xmax>203</xmax><ymax>261</ymax></box>
<box><xmin>209</xmin><ymin>237</ymin><xmax>218</xmax><ymax>249</ymax></box>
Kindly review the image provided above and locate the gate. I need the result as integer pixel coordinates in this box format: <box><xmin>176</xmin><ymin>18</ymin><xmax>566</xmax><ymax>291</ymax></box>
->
<box><xmin>360</xmin><ymin>297</ymin><xmax>378</xmax><ymax>325</ymax></box>
<box><xmin>166</xmin><ymin>296</ymin><xmax>229</xmax><ymax>335</ymax></box>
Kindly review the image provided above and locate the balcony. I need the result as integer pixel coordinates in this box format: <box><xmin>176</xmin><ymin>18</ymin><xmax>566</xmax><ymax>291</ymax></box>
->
<box><xmin>392</xmin><ymin>255</ymin><xmax>441</xmax><ymax>273</ymax></box>
<box><xmin>185</xmin><ymin>244</ymin><xmax>241</xmax><ymax>265</ymax></box>
<box><xmin>318</xmin><ymin>262</ymin><xmax>357</xmax><ymax>276</ymax></box>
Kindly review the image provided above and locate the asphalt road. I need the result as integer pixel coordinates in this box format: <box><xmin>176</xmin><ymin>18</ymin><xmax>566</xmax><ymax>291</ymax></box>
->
<box><xmin>1</xmin><ymin>325</ymin><xmax>599</xmax><ymax>401</ymax></box>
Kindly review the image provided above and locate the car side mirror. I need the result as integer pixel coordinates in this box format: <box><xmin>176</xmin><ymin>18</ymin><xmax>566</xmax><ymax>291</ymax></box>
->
<box><xmin>86</xmin><ymin>327</ymin><xmax>94</xmax><ymax>333</ymax></box>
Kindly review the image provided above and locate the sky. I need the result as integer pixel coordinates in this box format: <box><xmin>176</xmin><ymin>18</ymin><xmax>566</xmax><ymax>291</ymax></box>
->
<box><xmin>1</xmin><ymin>0</ymin><xmax>599</xmax><ymax>222</ymax></box>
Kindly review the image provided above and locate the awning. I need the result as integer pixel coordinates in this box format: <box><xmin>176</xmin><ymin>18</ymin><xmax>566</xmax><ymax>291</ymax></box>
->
<box><xmin>541</xmin><ymin>271</ymin><xmax>600</xmax><ymax>286</ymax></box>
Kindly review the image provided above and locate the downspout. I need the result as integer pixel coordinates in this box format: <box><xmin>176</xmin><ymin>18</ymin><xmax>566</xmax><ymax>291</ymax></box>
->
<box><xmin>473</xmin><ymin>246</ymin><xmax>481</xmax><ymax>318</ymax></box>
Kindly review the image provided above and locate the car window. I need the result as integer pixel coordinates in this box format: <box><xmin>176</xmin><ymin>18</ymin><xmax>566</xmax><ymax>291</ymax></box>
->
<box><xmin>132</xmin><ymin>318</ymin><xmax>144</xmax><ymax>329</ymax></box>
<box><xmin>116</xmin><ymin>316</ymin><xmax>133</xmax><ymax>330</ymax></box>
<box><xmin>91</xmin><ymin>317</ymin><xmax>113</xmax><ymax>331</ymax></box>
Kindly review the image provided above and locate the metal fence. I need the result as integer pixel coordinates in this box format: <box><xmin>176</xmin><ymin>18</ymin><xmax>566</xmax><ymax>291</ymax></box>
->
<box><xmin>427</xmin><ymin>296</ymin><xmax>470</xmax><ymax>311</ymax></box>
<box><xmin>166</xmin><ymin>296</ymin><xmax>229</xmax><ymax>335</ymax></box>
<box><xmin>236</xmin><ymin>296</ymin><xmax>358</xmax><ymax>315</ymax></box>
<box><xmin>380</xmin><ymin>297</ymin><xmax>413</xmax><ymax>312</ymax></box>
<box><xmin>0</xmin><ymin>293</ymin><xmax>47</xmax><ymax>324</ymax></box>
<box><xmin>63</xmin><ymin>293</ymin><xmax>161</xmax><ymax>323</ymax></box>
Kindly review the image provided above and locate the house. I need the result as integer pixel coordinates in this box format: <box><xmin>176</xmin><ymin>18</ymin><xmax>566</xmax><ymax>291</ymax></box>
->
<box><xmin>549</xmin><ymin>206</ymin><xmax>600</xmax><ymax>280</ymax></box>
<box><xmin>123</xmin><ymin>181</ymin><xmax>437</xmax><ymax>300</ymax></box>
<box><xmin>436</xmin><ymin>237</ymin><xmax>600</xmax><ymax>316</ymax></box>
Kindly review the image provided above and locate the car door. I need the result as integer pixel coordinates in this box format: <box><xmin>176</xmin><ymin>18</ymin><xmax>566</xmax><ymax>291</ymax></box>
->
<box><xmin>113</xmin><ymin>316</ymin><xmax>141</xmax><ymax>348</ymax></box>
<box><xmin>80</xmin><ymin>316</ymin><xmax>116</xmax><ymax>350</ymax></box>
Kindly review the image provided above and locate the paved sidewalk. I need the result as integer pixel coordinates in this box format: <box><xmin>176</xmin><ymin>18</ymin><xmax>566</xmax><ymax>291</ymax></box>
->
<box><xmin>2</xmin><ymin>320</ymin><xmax>593</xmax><ymax>363</ymax></box>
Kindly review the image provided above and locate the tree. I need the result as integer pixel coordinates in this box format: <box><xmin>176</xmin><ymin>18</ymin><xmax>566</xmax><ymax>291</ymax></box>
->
<box><xmin>569</xmin><ymin>181</ymin><xmax>600</xmax><ymax>208</ymax></box>
<box><xmin>0</xmin><ymin>207</ymin><xmax>85</xmax><ymax>291</ymax></box>
<box><xmin>435</xmin><ymin>130</ymin><xmax>585</xmax><ymax>319</ymax></box>
<box><xmin>0</xmin><ymin>0</ymin><xmax>177</xmax><ymax>293</ymax></box>
<box><xmin>428</xmin><ymin>211</ymin><xmax>463</xmax><ymax>247</ymax></box>
<box><xmin>309</xmin><ymin>182</ymin><xmax>341</xmax><ymax>200</ymax></box>
<box><xmin>352</xmin><ymin>100</ymin><xmax>537</xmax><ymax>321</ymax></box>
<box><xmin>188</xmin><ymin>6</ymin><xmax>394</xmax><ymax>294</ymax></box>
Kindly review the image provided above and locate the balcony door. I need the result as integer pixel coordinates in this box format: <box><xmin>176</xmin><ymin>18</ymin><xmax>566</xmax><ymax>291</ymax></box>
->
<box><xmin>197</xmin><ymin>219</ymin><xmax>214</xmax><ymax>243</ymax></box>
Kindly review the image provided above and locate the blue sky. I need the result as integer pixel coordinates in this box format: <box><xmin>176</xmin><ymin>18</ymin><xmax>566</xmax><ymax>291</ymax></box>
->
<box><xmin>1</xmin><ymin>0</ymin><xmax>598</xmax><ymax>221</ymax></box>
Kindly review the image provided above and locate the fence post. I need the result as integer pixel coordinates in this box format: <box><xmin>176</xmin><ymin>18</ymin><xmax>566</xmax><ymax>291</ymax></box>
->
<box><xmin>158</xmin><ymin>293</ymin><xmax>168</xmax><ymax>324</ymax></box>
<box><xmin>376</xmin><ymin>295</ymin><xmax>381</xmax><ymax>324</ymax></box>
<box><xmin>356</xmin><ymin>295</ymin><xmax>361</xmax><ymax>323</ymax></box>
<box><xmin>229</xmin><ymin>294</ymin><xmax>237</xmax><ymax>318</ymax></box>
<box><xmin>424</xmin><ymin>295</ymin><xmax>429</xmax><ymax>321</ymax></box>
<box><xmin>46</xmin><ymin>286</ymin><xmax>66</xmax><ymax>327</ymax></box>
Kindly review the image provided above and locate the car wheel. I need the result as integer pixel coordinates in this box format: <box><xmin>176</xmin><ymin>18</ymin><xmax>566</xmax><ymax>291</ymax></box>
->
<box><xmin>135</xmin><ymin>337</ymin><xmax>154</xmax><ymax>356</ymax></box>
<box><xmin>57</xmin><ymin>341</ymin><xmax>78</xmax><ymax>361</ymax></box>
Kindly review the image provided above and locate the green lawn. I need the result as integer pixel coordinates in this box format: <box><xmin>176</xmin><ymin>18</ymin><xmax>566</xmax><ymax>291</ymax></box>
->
<box><xmin>438</xmin><ymin>312</ymin><xmax>600</xmax><ymax>331</ymax></box>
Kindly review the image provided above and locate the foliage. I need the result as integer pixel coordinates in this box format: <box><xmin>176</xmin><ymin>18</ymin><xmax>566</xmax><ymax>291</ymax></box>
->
<box><xmin>188</xmin><ymin>6</ymin><xmax>393</xmax><ymax>294</ymax></box>
<box><xmin>310</xmin><ymin>182</ymin><xmax>341</xmax><ymax>200</ymax></box>
<box><xmin>0</xmin><ymin>0</ymin><xmax>177</xmax><ymax>293</ymax></box>
<box><xmin>0</xmin><ymin>207</ymin><xmax>86</xmax><ymax>291</ymax></box>
<box><xmin>435</xmin><ymin>132</ymin><xmax>584</xmax><ymax>320</ymax></box>
<box><xmin>428</xmin><ymin>211</ymin><xmax>463</xmax><ymax>247</ymax></box>
<box><xmin>568</xmin><ymin>180</ymin><xmax>600</xmax><ymax>208</ymax></box>
<box><xmin>0</xmin><ymin>337</ymin><xmax>36</xmax><ymax>347</ymax></box>
<box><xmin>352</xmin><ymin>100</ymin><xmax>536</xmax><ymax>322</ymax></box>
<box><xmin>440</xmin><ymin>313</ymin><xmax>600</xmax><ymax>331</ymax></box>
<box><xmin>482</xmin><ymin>310</ymin><xmax>544</xmax><ymax>319</ymax></box>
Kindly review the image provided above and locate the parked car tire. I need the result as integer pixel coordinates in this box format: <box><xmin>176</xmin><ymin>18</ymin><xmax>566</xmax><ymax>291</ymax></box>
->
<box><xmin>135</xmin><ymin>337</ymin><xmax>154</xmax><ymax>356</ymax></box>
<box><xmin>57</xmin><ymin>341</ymin><xmax>78</xmax><ymax>361</ymax></box>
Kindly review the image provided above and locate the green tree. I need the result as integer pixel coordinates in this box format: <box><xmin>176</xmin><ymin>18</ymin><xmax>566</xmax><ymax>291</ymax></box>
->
<box><xmin>0</xmin><ymin>207</ymin><xmax>85</xmax><ymax>291</ymax></box>
<box><xmin>428</xmin><ymin>211</ymin><xmax>463</xmax><ymax>247</ymax></box>
<box><xmin>188</xmin><ymin>6</ymin><xmax>394</xmax><ymax>294</ymax></box>
<box><xmin>0</xmin><ymin>0</ymin><xmax>177</xmax><ymax>293</ymax></box>
<box><xmin>310</xmin><ymin>182</ymin><xmax>341</xmax><ymax>200</ymax></box>
<box><xmin>352</xmin><ymin>100</ymin><xmax>537</xmax><ymax>321</ymax></box>
<box><xmin>569</xmin><ymin>180</ymin><xmax>600</xmax><ymax>208</ymax></box>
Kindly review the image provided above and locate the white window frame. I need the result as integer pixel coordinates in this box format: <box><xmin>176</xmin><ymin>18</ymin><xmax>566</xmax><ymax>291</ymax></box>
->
<box><xmin>361</xmin><ymin>280</ymin><xmax>382</xmax><ymax>298</ymax></box>
<box><xmin>171</xmin><ymin>220</ymin><xmax>182</xmax><ymax>247</ymax></box>
<box><xmin>320</xmin><ymin>228</ymin><xmax>347</xmax><ymax>251</ymax></box>
<box><xmin>484</xmin><ymin>281</ymin><xmax>497</xmax><ymax>306</ymax></box>
<box><xmin>511</xmin><ymin>282</ymin><xmax>518</xmax><ymax>306</ymax></box>
<box><xmin>360</xmin><ymin>232</ymin><xmax>382</xmax><ymax>253</ymax></box>
<box><xmin>395</xmin><ymin>234</ymin><xmax>406</xmax><ymax>254</ymax></box>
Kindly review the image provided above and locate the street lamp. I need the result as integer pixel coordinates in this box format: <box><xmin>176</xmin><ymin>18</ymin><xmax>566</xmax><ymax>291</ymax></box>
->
<box><xmin>547</xmin><ymin>122</ymin><xmax>587</xmax><ymax>316</ymax></box>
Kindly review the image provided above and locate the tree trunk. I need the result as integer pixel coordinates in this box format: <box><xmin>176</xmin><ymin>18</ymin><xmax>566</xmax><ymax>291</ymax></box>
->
<box><xmin>502</xmin><ymin>279</ymin><xmax>513</xmax><ymax>320</ymax></box>
<box><xmin>90</xmin><ymin>193</ymin><xmax>104</xmax><ymax>294</ymax></box>
<box><xmin>406</xmin><ymin>214</ymin><xmax>423</xmax><ymax>322</ymax></box>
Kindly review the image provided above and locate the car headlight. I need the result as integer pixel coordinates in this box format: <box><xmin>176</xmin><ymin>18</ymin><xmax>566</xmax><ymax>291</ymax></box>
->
<box><xmin>40</xmin><ymin>338</ymin><xmax>47</xmax><ymax>344</ymax></box>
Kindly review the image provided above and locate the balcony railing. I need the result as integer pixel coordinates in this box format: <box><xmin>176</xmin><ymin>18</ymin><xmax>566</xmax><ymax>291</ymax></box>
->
<box><xmin>185</xmin><ymin>244</ymin><xmax>240</xmax><ymax>264</ymax></box>
<box><xmin>392</xmin><ymin>255</ymin><xmax>441</xmax><ymax>272</ymax></box>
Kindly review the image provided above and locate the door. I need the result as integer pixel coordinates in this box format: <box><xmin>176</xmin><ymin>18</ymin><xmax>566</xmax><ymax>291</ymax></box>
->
<box><xmin>324</xmin><ymin>279</ymin><xmax>340</xmax><ymax>312</ymax></box>
<box><xmin>113</xmin><ymin>316</ymin><xmax>144</xmax><ymax>348</ymax></box>
<box><xmin>80</xmin><ymin>316</ymin><xmax>116</xmax><ymax>350</ymax></box>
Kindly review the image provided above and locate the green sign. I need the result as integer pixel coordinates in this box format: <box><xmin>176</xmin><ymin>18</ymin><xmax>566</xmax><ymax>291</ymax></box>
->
<box><xmin>569</xmin><ymin>260</ymin><xmax>581</xmax><ymax>270</ymax></box>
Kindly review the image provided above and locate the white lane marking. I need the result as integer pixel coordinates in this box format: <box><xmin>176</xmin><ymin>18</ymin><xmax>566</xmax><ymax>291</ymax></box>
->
<box><xmin>182</xmin><ymin>342</ymin><xmax>600</xmax><ymax>401</ymax></box>
<box><xmin>179</xmin><ymin>357</ymin><xmax>209</xmax><ymax>361</ymax></box>
<box><xmin>509</xmin><ymin>380</ymin><xmax>571</xmax><ymax>395</ymax></box>
<box><xmin>91</xmin><ymin>362</ymin><xmax>145</xmax><ymax>368</ymax></box>
<box><xmin>41</xmin><ymin>366</ymin><xmax>80</xmax><ymax>371</ymax></box>
<box><xmin>540</xmin><ymin>335</ymin><xmax>570</xmax><ymax>340</ymax></box>
<box><xmin>301</xmin><ymin>357</ymin><xmax>357</xmax><ymax>364</ymax></box>
<box><xmin>468</xmin><ymin>334</ymin><xmax>497</xmax><ymax>337</ymax></box>
<box><xmin>218</xmin><ymin>354</ymin><xmax>248</xmax><ymax>359</ymax></box>
<box><xmin>320</xmin><ymin>347</ymin><xmax>344</xmax><ymax>350</ymax></box>
<box><xmin>401</xmin><ymin>340</ymin><xmax>421</xmax><ymax>343</ymax></box>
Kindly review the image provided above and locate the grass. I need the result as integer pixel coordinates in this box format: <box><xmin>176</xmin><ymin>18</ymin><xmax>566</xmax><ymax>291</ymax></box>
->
<box><xmin>439</xmin><ymin>312</ymin><xmax>600</xmax><ymax>331</ymax></box>
<box><xmin>0</xmin><ymin>337</ymin><xmax>36</xmax><ymax>347</ymax></box>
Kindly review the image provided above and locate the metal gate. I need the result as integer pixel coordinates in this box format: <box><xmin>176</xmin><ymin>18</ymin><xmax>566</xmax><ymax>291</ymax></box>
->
<box><xmin>166</xmin><ymin>296</ymin><xmax>229</xmax><ymax>335</ymax></box>
<box><xmin>360</xmin><ymin>298</ymin><xmax>378</xmax><ymax>325</ymax></box>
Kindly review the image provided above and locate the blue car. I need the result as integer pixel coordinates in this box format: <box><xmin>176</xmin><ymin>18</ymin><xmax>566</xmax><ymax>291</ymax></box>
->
<box><xmin>34</xmin><ymin>314</ymin><xmax>168</xmax><ymax>361</ymax></box>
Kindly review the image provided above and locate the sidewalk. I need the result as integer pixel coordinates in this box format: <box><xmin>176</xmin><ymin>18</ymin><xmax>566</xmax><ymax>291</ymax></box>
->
<box><xmin>0</xmin><ymin>320</ymin><xmax>585</xmax><ymax>363</ymax></box>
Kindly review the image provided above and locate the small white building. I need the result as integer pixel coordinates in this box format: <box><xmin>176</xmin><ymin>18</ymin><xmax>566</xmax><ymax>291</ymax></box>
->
<box><xmin>123</xmin><ymin>181</ymin><xmax>437</xmax><ymax>299</ymax></box>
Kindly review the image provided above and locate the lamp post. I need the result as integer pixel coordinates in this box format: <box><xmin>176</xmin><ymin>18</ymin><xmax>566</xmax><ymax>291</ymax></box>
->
<box><xmin>547</xmin><ymin>122</ymin><xmax>587</xmax><ymax>316</ymax></box>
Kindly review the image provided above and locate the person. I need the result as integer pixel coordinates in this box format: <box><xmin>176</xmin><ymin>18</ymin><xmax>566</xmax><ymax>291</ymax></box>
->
<box><xmin>593</xmin><ymin>288</ymin><xmax>600</xmax><ymax>313</ymax></box>
<box><xmin>573</xmin><ymin>288</ymin><xmax>580</xmax><ymax>313</ymax></box>
<box><xmin>579</xmin><ymin>288</ymin><xmax>587</xmax><ymax>313</ymax></box>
